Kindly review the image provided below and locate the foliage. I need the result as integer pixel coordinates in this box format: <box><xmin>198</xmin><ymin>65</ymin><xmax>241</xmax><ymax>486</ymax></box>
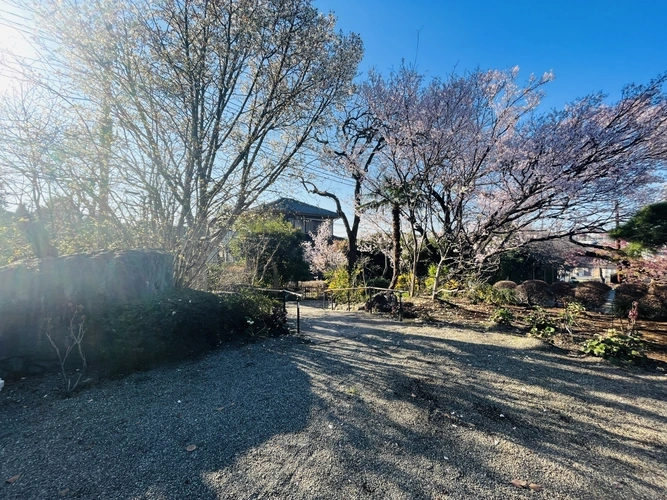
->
<box><xmin>93</xmin><ymin>289</ymin><xmax>286</xmax><ymax>374</ymax></box>
<box><xmin>613</xmin><ymin>283</ymin><xmax>666</xmax><ymax>320</ymax></box>
<box><xmin>467</xmin><ymin>283</ymin><xmax>517</xmax><ymax>306</ymax></box>
<box><xmin>527</xmin><ymin>307</ymin><xmax>556</xmax><ymax>339</ymax></box>
<box><xmin>493</xmin><ymin>280</ymin><xmax>518</xmax><ymax>290</ymax></box>
<box><xmin>366</xmin><ymin>276</ymin><xmax>391</xmax><ymax>289</ymax></box>
<box><xmin>516</xmin><ymin>280</ymin><xmax>555</xmax><ymax>307</ymax></box>
<box><xmin>362</xmin><ymin>64</ymin><xmax>667</xmax><ymax>283</ymax></box>
<box><xmin>490</xmin><ymin>307</ymin><xmax>514</xmax><ymax>326</ymax></box>
<box><xmin>2</xmin><ymin>0</ymin><xmax>362</xmax><ymax>287</ymax></box>
<box><xmin>231</xmin><ymin>213</ymin><xmax>310</xmax><ymax>287</ymax></box>
<box><xmin>326</xmin><ymin>266</ymin><xmax>365</xmax><ymax>302</ymax></box>
<box><xmin>551</xmin><ymin>281</ymin><xmax>575</xmax><ymax>300</ymax></box>
<box><xmin>560</xmin><ymin>301</ymin><xmax>585</xmax><ymax>336</ymax></box>
<box><xmin>581</xmin><ymin>329</ymin><xmax>647</xmax><ymax>365</ymax></box>
<box><xmin>0</xmin><ymin>208</ymin><xmax>32</xmax><ymax>264</ymax></box>
<box><xmin>574</xmin><ymin>281</ymin><xmax>611</xmax><ymax>309</ymax></box>
<box><xmin>609</xmin><ymin>202</ymin><xmax>667</xmax><ymax>250</ymax></box>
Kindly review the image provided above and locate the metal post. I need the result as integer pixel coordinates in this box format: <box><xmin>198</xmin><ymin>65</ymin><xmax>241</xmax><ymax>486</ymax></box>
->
<box><xmin>347</xmin><ymin>290</ymin><xmax>350</xmax><ymax>311</ymax></box>
<box><xmin>283</xmin><ymin>290</ymin><xmax>287</xmax><ymax>313</ymax></box>
<box><xmin>399</xmin><ymin>293</ymin><xmax>403</xmax><ymax>322</ymax></box>
<box><xmin>296</xmin><ymin>298</ymin><xmax>301</xmax><ymax>335</ymax></box>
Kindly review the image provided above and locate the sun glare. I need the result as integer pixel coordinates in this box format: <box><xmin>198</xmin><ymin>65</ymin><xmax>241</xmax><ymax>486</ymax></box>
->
<box><xmin>0</xmin><ymin>1</ymin><xmax>36</xmax><ymax>95</ymax></box>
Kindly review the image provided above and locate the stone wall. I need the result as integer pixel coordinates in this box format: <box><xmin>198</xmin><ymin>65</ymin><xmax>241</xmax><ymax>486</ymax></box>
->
<box><xmin>0</xmin><ymin>250</ymin><xmax>174</xmax><ymax>378</ymax></box>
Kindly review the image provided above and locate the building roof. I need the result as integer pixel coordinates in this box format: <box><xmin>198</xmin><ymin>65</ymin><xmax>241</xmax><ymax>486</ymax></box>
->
<box><xmin>262</xmin><ymin>198</ymin><xmax>339</xmax><ymax>219</ymax></box>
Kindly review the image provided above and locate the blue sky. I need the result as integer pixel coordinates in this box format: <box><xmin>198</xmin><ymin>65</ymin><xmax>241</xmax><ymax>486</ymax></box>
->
<box><xmin>295</xmin><ymin>0</ymin><xmax>667</xmax><ymax>230</ymax></box>
<box><xmin>313</xmin><ymin>0</ymin><xmax>667</xmax><ymax>110</ymax></box>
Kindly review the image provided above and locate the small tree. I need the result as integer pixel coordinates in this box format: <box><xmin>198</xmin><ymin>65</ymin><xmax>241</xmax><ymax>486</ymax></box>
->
<box><xmin>230</xmin><ymin>213</ymin><xmax>309</xmax><ymax>287</ymax></box>
<box><xmin>301</xmin><ymin>223</ymin><xmax>346</xmax><ymax>277</ymax></box>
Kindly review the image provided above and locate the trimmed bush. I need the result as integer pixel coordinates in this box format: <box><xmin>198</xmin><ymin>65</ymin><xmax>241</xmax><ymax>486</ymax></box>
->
<box><xmin>551</xmin><ymin>281</ymin><xmax>575</xmax><ymax>300</ymax></box>
<box><xmin>493</xmin><ymin>280</ymin><xmax>518</xmax><ymax>290</ymax></box>
<box><xmin>614</xmin><ymin>282</ymin><xmax>648</xmax><ymax>317</ymax></box>
<box><xmin>516</xmin><ymin>280</ymin><xmax>555</xmax><ymax>307</ymax></box>
<box><xmin>574</xmin><ymin>281</ymin><xmax>611</xmax><ymax>309</ymax></box>
<box><xmin>90</xmin><ymin>288</ymin><xmax>286</xmax><ymax>374</ymax></box>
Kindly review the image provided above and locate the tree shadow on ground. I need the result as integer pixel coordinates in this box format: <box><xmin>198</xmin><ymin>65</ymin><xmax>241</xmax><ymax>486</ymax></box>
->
<box><xmin>230</xmin><ymin>304</ymin><xmax>666</xmax><ymax>499</ymax></box>
<box><xmin>0</xmin><ymin>340</ymin><xmax>315</xmax><ymax>500</ymax></box>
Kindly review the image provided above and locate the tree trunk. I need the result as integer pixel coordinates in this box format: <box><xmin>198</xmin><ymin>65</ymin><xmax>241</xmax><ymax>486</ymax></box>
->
<box><xmin>388</xmin><ymin>202</ymin><xmax>401</xmax><ymax>289</ymax></box>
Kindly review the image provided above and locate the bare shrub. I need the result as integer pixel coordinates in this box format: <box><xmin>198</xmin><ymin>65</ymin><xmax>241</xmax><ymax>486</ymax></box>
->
<box><xmin>44</xmin><ymin>304</ymin><xmax>87</xmax><ymax>393</ymax></box>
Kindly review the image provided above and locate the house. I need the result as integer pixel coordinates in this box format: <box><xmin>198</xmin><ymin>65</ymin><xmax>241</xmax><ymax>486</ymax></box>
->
<box><xmin>261</xmin><ymin>197</ymin><xmax>339</xmax><ymax>237</ymax></box>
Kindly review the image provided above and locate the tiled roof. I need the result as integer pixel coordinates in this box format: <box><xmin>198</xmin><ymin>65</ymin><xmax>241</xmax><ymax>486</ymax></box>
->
<box><xmin>262</xmin><ymin>198</ymin><xmax>339</xmax><ymax>218</ymax></box>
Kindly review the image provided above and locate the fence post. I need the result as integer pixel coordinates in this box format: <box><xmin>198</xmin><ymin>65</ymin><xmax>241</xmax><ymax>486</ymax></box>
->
<box><xmin>347</xmin><ymin>290</ymin><xmax>350</xmax><ymax>311</ymax></box>
<box><xmin>296</xmin><ymin>297</ymin><xmax>301</xmax><ymax>335</ymax></box>
<box><xmin>399</xmin><ymin>292</ymin><xmax>403</xmax><ymax>322</ymax></box>
<box><xmin>283</xmin><ymin>290</ymin><xmax>287</xmax><ymax>313</ymax></box>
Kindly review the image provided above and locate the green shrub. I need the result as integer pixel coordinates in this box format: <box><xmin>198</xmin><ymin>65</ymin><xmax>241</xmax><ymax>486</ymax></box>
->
<box><xmin>467</xmin><ymin>283</ymin><xmax>517</xmax><ymax>306</ymax></box>
<box><xmin>581</xmin><ymin>329</ymin><xmax>647</xmax><ymax>365</ymax></box>
<box><xmin>326</xmin><ymin>267</ymin><xmax>365</xmax><ymax>302</ymax></box>
<box><xmin>561</xmin><ymin>301</ymin><xmax>585</xmax><ymax>328</ymax></box>
<box><xmin>91</xmin><ymin>288</ymin><xmax>286</xmax><ymax>374</ymax></box>
<box><xmin>527</xmin><ymin>306</ymin><xmax>556</xmax><ymax>339</ymax></box>
<box><xmin>490</xmin><ymin>307</ymin><xmax>514</xmax><ymax>326</ymax></box>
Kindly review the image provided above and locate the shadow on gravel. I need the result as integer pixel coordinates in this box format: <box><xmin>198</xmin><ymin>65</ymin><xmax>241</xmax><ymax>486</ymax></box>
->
<box><xmin>0</xmin><ymin>341</ymin><xmax>314</xmax><ymax>500</ymax></box>
<box><xmin>250</xmin><ymin>304</ymin><xmax>666</xmax><ymax>499</ymax></box>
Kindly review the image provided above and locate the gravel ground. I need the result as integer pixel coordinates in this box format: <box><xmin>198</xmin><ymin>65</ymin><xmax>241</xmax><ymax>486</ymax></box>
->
<box><xmin>1</xmin><ymin>301</ymin><xmax>666</xmax><ymax>499</ymax></box>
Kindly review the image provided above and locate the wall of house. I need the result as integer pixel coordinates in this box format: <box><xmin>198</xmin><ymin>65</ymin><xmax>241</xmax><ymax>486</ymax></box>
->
<box><xmin>0</xmin><ymin>250</ymin><xmax>173</xmax><ymax>378</ymax></box>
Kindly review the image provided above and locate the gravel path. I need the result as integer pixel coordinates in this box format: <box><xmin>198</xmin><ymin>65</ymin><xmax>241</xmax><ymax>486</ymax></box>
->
<box><xmin>1</xmin><ymin>301</ymin><xmax>666</xmax><ymax>499</ymax></box>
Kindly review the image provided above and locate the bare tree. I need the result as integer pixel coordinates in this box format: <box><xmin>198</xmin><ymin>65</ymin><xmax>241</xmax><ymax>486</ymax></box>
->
<box><xmin>4</xmin><ymin>0</ymin><xmax>362</xmax><ymax>286</ymax></box>
<box><xmin>303</xmin><ymin>96</ymin><xmax>384</xmax><ymax>277</ymax></box>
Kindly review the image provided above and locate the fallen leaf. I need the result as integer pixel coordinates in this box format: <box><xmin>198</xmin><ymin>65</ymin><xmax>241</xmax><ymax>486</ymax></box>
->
<box><xmin>186</xmin><ymin>444</ymin><xmax>197</xmax><ymax>452</ymax></box>
<box><xmin>5</xmin><ymin>474</ymin><xmax>20</xmax><ymax>484</ymax></box>
<box><xmin>59</xmin><ymin>488</ymin><xmax>70</xmax><ymax>496</ymax></box>
<box><xmin>510</xmin><ymin>479</ymin><xmax>528</xmax><ymax>488</ymax></box>
<box><xmin>529</xmin><ymin>483</ymin><xmax>542</xmax><ymax>491</ymax></box>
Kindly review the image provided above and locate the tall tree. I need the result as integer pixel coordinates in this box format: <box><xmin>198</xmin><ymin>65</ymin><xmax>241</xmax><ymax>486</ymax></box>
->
<box><xmin>362</xmin><ymin>65</ymin><xmax>667</xmax><ymax>293</ymax></box>
<box><xmin>303</xmin><ymin>96</ymin><xmax>384</xmax><ymax>277</ymax></box>
<box><xmin>4</xmin><ymin>0</ymin><xmax>362</xmax><ymax>286</ymax></box>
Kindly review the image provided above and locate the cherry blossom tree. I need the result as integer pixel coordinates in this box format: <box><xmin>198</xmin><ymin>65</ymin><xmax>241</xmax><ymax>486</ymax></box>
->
<box><xmin>361</xmin><ymin>65</ymin><xmax>667</xmax><ymax>294</ymax></box>
<box><xmin>301</xmin><ymin>223</ymin><xmax>346</xmax><ymax>276</ymax></box>
<box><xmin>303</xmin><ymin>96</ymin><xmax>384</xmax><ymax>276</ymax></box>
